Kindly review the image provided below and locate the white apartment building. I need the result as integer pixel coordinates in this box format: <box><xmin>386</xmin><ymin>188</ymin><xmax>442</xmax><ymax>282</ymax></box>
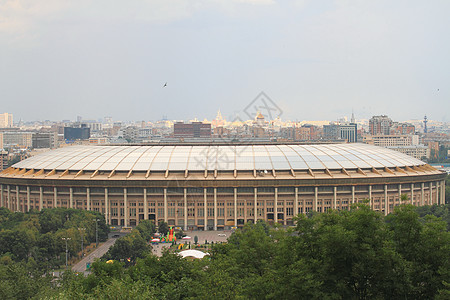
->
<box><xmin>0</xmin><ymin>113</ymin><xmax>13</xmax><ymax>128</ymax></box>
<box><xmin>363</xmin><ymin>134</ymin><xmax>419</xmax><ymax>147</ymax></box>
<box><xmin>387</xmin><ymin>145</ymin><xmax>429</xmax><ymax>160</ymax></box>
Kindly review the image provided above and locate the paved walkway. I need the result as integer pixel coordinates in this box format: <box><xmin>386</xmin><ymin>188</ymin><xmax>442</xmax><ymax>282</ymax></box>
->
<box><xmin>71</xmin><ymin>238</ymin><xmax>117</xmax><ymax>273</ymax></box>
<box><xmin>151</xmin><ymin>230</ymin><xmax>232</xmax><ymax>257</ymax></box>
<box><xmin>71</xmin><ymin>230</ymin><xmax>233</xmax><ymax>269</ymax></box>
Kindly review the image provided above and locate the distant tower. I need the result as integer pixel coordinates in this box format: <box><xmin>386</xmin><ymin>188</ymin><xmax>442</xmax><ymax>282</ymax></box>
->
<box><xmin>424</xmin><ymin>115</ymin><xmax>428</xmax><ymax>133</ymax></box>
<box><xmin>351</xmin><ymin>110</ymin><xmax>355</xmax><ymax>124</ymax></box>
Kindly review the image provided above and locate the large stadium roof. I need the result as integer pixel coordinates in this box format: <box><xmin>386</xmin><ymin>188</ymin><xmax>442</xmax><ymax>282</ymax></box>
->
<box><xmin>12</xmin><ymin>144</ymin><xmax>426</xmax><ymax>173</ymax></box>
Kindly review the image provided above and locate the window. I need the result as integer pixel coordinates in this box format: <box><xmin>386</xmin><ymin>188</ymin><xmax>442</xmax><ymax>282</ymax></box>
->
<box><xmin>257</xmin><ymin>208</ymin><xmax>264</xmax><ymax>216</ymax></box>
<box><xmin>198</xmin><ymin>208</ymin><xmax>204</xmax><ymax>217</ymax></box>
<box><xmin>227</xmin><ymin>208</ymin><xmax>234</xmax><ymax>217</ymax></box>
<box><xmin>218</xmin><ymin>208</ymin><xmax>224</xmax><ymax>217</ymax></box>
<box><xmin>168</xmin><ymin>208</ymin><xmax>175</xmax><ymax>217</ymax></box>
<box><xmin>238</xmin><ymin>208</ymin><xmax>244</xmax><ymax>217</ymax></box>
<box><xmin>207</xmin><ymin>208</ymin><xmax>214</xmax><ymax>217</ymax></box>
<box><xmin>247</xmin><ymin>208</ymin><xmax>254</xmax><ymax>217</ymax></box>
<box><xmin>157</xmin><ymin>208</ymin><xmax>164</xmax><ymax>217</ymax></box>
<box><xmin>177</xmin><ymin>209</ymin><xmax>184</xmax><ymax>217</ymax></box>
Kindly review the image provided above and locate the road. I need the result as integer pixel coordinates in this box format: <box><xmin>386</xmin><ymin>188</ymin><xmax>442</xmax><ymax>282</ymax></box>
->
<box><xmin>71</xmin><ymin>238</ymin><xmax>117</xmax><ymax>274</ymax></box>
<box><xmin>71</xmin><ymin>230</ymin><xmax>232</xmax><ymax>273</ymax></box>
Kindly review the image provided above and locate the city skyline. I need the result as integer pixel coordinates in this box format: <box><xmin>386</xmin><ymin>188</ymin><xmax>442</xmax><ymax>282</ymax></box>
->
<box><xmin>1</xmin><ymin>1</ymin><xmax>449</xmax><ymax>122</ymax></box>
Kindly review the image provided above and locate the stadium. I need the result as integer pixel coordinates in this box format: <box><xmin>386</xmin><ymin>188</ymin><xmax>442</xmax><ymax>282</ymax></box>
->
<box><xmin>0</xmin><ymin>143</ymin><xmax>446</xmax><ymax>230</ymax></box>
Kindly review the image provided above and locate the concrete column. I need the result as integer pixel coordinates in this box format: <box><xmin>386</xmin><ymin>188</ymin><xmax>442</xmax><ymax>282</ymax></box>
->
<box><xmin>398</xmin><ymin>184</ymin><xmax>402</xmax><ymax>205</ymax></box>
<box><xmin>294</xmin><ymin>187</ymin><xmax>299</xmax><ymax>217</ymax></box>
<box><xmin>429</xmin><ymin>182</ymin><xmax>432</xmax><ymax>205</ymax></box>
<box><xmin>368</xmin><ymin>185</ymin><xmax>372</xmax><ymax>208</ymax></box>
<box><xmin>0</xmin><ymin>184</ymin><xmax>3</xmax><ymax>207</ymax></box>
<box><xmin>333</xmin><ymin>186</ymin><xmax>337</xmax><ymax>210</ymax></box>
<box><xmin>7</xmin><ymin>185</ymin><xmax>10</xmax><ymax>210</ymax></box>
<box><xmin>213</xmin><ymin>188</ymin><xmax>217</xmax><ymax>231</ymax></box>
<box><xmin>204</xmin><ymin>188</ymin><xmax>207</xmax><ymax>230</ymax></box>
<box><xmin>16</xmin><ymin>186</ymin><xmax>20</xmax><ymax>212</ymax></box>
<box><xmin>184</xmin><ymin>188</ymin><xmax>188</xmax><ymax>231</ymax></box>
<box><xmin>436</xmin><ymin>182</ymin><xmax>440</xmax><ymax>205</ymax></box>
<box><xmin>254</xmin><ymin>188</ymin><xmax>258</xmax><ymax>223</ymax></box>
<box><xmin>421</xmin><ymin>183</ymin><xmax>425</xmax><ymax>206</ymax></box>
<box><xmin>124</xmin><ymin>188</ymin><xmax>128</xmax><ymax>227</ymax></box>
<box><xmin>69</xmin><ymin>187</ymin><xmax>73</xmax><ymax>209</ymax></box>
<box><xmin>234</xmin><ymin>188</ymin><xmax>237</xmax><ymax>228</ymax></box>
<box><xmin>39</xmin><ymin>187</ymin><xmax>43</xmax><ymax>211</ymax></box>
<box><xmin>27</xmin><ymin>186</ymin><xmax>30</xmax><ymax>212</ymax></box>
<box><xmin>384</xmin><ymin>184</ymin><xmax>388</xmax><ymax>216</ymax></box>
<box><xmin>105</xmin><ymin>188</ymin><xmax>109</xmax><ymax>225</ymax></box>
<box><xmin>352</xmin><ymin>186</ymin><xmax>355</xmax><ymax>204</ymax></box>
<box><xmin>274</xmin><ymin>188</ymin><xmax>278</xmax><ymax>223</ymax></box>
<box><xmin>314</xmin><ymin>186</ymin><xmax>318</xmax><ymax>212</ymax></box>
<box><xmin>87</xmin><ymin>187</ymin><xmax>91</xmax><ymax>211</ymax></box>
<box><xmin>144</xmin><ymin>188</ymin><xmax>148</xmax><ymax>220</ymax></box>
<box><xmin>410</xmin><ymin>183</ymin><xmax>414</xmax><ymax>206</ymax></box>
<box><xmin>53</xmin><ymin>187</ymin><xmax>57</xmax><ymax>208</ymax></box>
<box><xmin>163</xmin><ymin>188</ymin><xmax>168</xmax><ymax>223</ymax></box>
<box><xmin>442</xmin><ymin>180</ymin><xmax>446</xmax><ymax>205</ymax></box>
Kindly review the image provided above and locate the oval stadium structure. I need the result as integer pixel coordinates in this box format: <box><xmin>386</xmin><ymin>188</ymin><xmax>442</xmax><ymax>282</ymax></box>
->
<box><xmin>0</xmin><ymin>143</ymin><xmax>446</xmax><ymax>230</ymax></box>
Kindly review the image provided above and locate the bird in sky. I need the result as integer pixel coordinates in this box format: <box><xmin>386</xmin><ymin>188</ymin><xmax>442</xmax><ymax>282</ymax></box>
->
<box><xmin>163</xmin><ymin>82</ymin><xmax>167</xmax><ymax>88</ymax></box>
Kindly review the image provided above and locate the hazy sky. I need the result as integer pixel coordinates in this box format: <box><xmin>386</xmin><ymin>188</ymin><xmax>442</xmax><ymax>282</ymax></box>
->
<box><xmin>1</xmin><ymin>0</ymin><xmax>449</xmax><ymax>122</ymax></box>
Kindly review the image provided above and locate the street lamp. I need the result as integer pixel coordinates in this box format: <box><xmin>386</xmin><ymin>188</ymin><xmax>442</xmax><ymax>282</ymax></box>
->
<box><xmin>62</xmin><ymin>237</ymin><xmax>71</xmax><ymax>269</ymax></box>
<box><xmin>78</xmin><ymin>228</ymin><xmax>86</xmax><ymax>257</ymax></box>
<box><xmin>95</xmin><ymin>219</ymin><xmax>100</xmax><ymax>248</ymax></box>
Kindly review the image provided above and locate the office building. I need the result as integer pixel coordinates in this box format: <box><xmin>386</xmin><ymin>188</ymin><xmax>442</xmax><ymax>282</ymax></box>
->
<box><xmin>174</xmin><ymin>122</ymin><xmax>211</xmax><ymax>138</ymax></box>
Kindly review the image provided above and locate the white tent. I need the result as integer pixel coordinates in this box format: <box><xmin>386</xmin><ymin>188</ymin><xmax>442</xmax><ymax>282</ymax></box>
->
<box><xmin>178</xmin><ymin>250</ymin><xmax>209</xmax><ymax>259</ymax></box>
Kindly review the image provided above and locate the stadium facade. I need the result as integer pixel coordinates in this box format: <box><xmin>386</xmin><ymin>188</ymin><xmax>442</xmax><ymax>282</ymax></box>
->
<box><xmin>0</xmin><ymin>144</ymin><xmax>446</xmax><ymax>230</ymax></box>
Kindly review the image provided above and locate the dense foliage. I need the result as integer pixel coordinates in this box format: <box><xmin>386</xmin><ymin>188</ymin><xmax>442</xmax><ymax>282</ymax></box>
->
<box><xmin>0</xmin><ymin>207</ymin><xmax>109</xmax><ymax>270</ymax></box>
<box><xmin>0</xmin><ymin>204</ymin><xmax>449</xmax><ymax>299</ymax></box>
<box><xmin>102</xmin><ymin>220</ymin><xmax>155</xmax><ymax>265</ymax></box>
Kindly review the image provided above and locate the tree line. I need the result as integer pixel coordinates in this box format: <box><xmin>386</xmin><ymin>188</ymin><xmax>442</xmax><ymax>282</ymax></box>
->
<box><xmin>1</xmin><ymin>204</ymin><xmax>449</xmax><ymax>299</ymax></box>
<box><xmin>0</xmin><ymin>207</ymin><xmax>109</xmax><ymax>271</ymax></box>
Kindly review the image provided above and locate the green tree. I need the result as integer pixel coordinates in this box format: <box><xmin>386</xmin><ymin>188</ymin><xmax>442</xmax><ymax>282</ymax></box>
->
<box><xmin>158</xmin><ymin>220</ymin><xmax>169</xmax><ymax>236</ymax></box>
<box><xmin>103</xmin><ymin>230</ymin><xmax>150</xmax><ymax>265</ymax></box>
<box><xmin>135</xmin><ymin>219</ymin><xmax>156</xmax><ymax>241</ymax></box>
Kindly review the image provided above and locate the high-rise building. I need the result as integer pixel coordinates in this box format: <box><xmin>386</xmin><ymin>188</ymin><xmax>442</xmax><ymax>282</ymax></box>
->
<box><xmin>0</xmin><ymin>113</ymin><xmax>13</xmax><ymax>128</ymax></box>
<box><xmin>369</xmin><ymin>115</ymin><xmax>392</xmax><ymax>135</ymax></box>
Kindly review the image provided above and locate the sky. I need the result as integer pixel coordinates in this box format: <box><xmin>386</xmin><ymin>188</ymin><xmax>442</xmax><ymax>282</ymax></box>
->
<box><xmin>1</xmin><ymin>0</ymin><xmax>449</xmax><ymax>123</ymax></box>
